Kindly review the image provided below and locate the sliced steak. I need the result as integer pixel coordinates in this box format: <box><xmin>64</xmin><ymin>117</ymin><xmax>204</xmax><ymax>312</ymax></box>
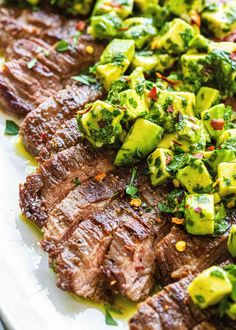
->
<box><xmin>0</xmin><ymin>58</ymin><xmax>62</xmax><ymax>116</ymax></box>
<box><xmin>156</xmin><ymin>226</ymin><xmax>230</xmax><ymax>284</ymax></box>
<box><xmin>38</xmin><ymin>118</ymin><xmax>82</xmax><ymax>162</ymax></box>
<box><xmin>41</xmin><ymin>169</ymin><xmax>129</xmax><ymax>255</ymax></box>
<box><xmin>19</xmin><ymin>142</ymin><xmax>114</xmax><ymax>228</ymax></box>
<box><xmin>20</xmin><ymin>84</ymin><xmax>103</xmax><ymax>155</ymax></box>
<box><xmin>53</xmin><ymin>200</ymin><xmax>123</xmax><ymax>301</ymax></box>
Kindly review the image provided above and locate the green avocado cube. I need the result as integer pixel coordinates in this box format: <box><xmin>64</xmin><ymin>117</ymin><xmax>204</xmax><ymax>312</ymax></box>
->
<box><xmin>226</xmin><ymin>303</ymin><xmax>236</xmax><ymax>321</ymax></box>
<box><xmin>218</xmin><ymin>162</ymin><xmax>236</xmax><ymax>197</ymax></box>
<box><xmin>147</xmin><ymin>148</ymin><xmax>173</xmax><ymax>186</ymax></box>
<box><xmin>151</xmin><ymin>18</ymin><xmax>195</xmax><ymax>55</ymax></box>
<box><xmin>132</xmin><ymin>51</ymin><xmax>175</xmax><ymax>73</ymax></box>
<box><xmin>201</xmin><ymin>104</ymin><xmax>233</xmax><ymax>140</ymax></box>
<box><xmin>158</xmin><ymin>133</ymin><xmax>191</xmax><ymax>153</ymax></box>
<box><xmin>96</xmin><ymin>39</ymin><xmax>135</xmax><ymax>90</ymax></box>
<box><xmin>119</xmin><ymin>89</ymin><xmax>148</xmax><ymax>120</ymax></box>
<box><xmin>92</xmin><ymin>0</ymin><xmax>134</xmax><ymax>18</ymax></box>
<box><xmin>196</xmin><ymin>87</ymin><xmax>220</xmax><ymax>114</ymax></box>
<box><xmin>176</xmin><ymin>115</ymin><xmax>202</xmax><ymax>144</ymax></box>
<box><xmin>185</xmin><ymin>194</ymin><xmax>215</xmax><ymax>235</ymax></box>
<box><xmin>128</xmin><ymin>66</ymin><xmax>145</xmax><ymax>90</ymax></box>
<box><xmin>114</xmin><ymin>118</ymin><xmax>163</xmax><ymax>166</ymax></box>
<box><xmin>134</xmin><ymin>0</ymin><xmax>158</xmax><ymax>12</ymax></box>
<box><xmin>90</xmin><ymin>11</ymin><xmax>123</xmax><ymax>39</ymax></box>
<box><xmin>208</xmin><ymin>149</ymin><xmax>236</xmax><ymax>171</ymax></box>
<box><xmin>177</xmin><ymin>159</ymin><xmax>213</xmax><ymax>194</ymax></box>
<box><xmin>209</xmin><ymin>41</ymin><xmax>236</xmax><ymax>54</ymax></box>
<box><xmin>202</xmin><ymin>3</ymin><xmax>236</xmax><ymax>38</ymax></box>
<box><xmin>77</xmin><ymin>100</ymin><xmax>124</xmax><ymax>148</ymax></box>
<box><xmin>218</xmin><ymin>129</ymin><xmax>236</xmax><ymax>146</ymax></box>
<box><xmin>188</xmin><ymin>266</ymin><xmax>233</xmax><ymax>309</ymax></box>
<box><xmin>122</xmin><ymin>17</ymin><xmax>157</xmax><ymax>49</ymax></box>
<box><xmin>227</xmin><ymin>224</ymin><xmax>236</xmax><ymax>258</ymax></box>
<box><xmin>165</xmin><ymin>0</ymin><xmax>203</xmax><ymax>19</ymax></box>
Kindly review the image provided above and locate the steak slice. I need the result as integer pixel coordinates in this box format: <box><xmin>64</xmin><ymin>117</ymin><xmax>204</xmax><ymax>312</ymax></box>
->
<box><xmin>19</xmin><ymin>142</ymin><xmax>114</xmax><ymax>228</ymax></box>
<box><xmin>41</xmin><ymin>169</ymin><xmax>129</xmax><ymax>255</ymax></box>
<box><xmin>20</xmin><ymin>84</ymin><xmax>103</xmax><ymax>155</ymax></box>
<box><xmin>0</xmin><ymin>58</ymin><xmax>62</xmax><ymax>116</ymax></box>
<box><xmin>53</xmin><ymin>200</ymin><xmax>123</xmax><ymax>301</ymax></box>
<box><xmin>38</xmin><ymin>118</ymin><xmax>82</xmax><ymax>162</ymax></box>
<box><xmin>156</xmin><ymin>226</ymin><xmax>231</xmax><ymax>284</ymax></box>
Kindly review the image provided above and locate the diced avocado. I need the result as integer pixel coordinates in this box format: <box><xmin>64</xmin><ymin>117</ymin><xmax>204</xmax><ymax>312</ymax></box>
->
<box><xmin>131</xmin><ymin>51</ymin><xmax>175</xmax><ymax>73</ymax></box>
<box><xmin>114</xmin><ymin>118</ymin><xmax>163</xmax><ymax>166</ymax></box>
<box><xmin>196</xmin><ymin>87</ymin><xmax>220</xmax><ymax>114</ymax></box>
<box><xmin>177</xmin><ymin>159</ymin><xmax>213</xmax><ymax>194</ymax></box>
<box><xmin>151</xmin><ymin>18</ymin><xmax>195</xmax><ymax>55</ymax></box>
<box><xmin>174</xmin><ymin>92</ymin><xmax>196</xmax><ymax>116</ymax></box>
<box><xmin>119</xmin><ymin>89</ymin><xmax>148</xmax><ymax>120</ymax></box>
<box><xmin>226</xmin><ymin>303</ymin><xmax>236</xmax><ymax>321</ymax></box>
<box><xmin>214</xmin><ymin>192</ymin><xmax>221</xmax><ymax>204</ymax></box>
<box><xmin>176</xmin><ymin>115</ymin><xmax>202</xmax><ymax>144</ymax></box>
<box><xmin>185</xmin><ymin>194</ymin><xmax>215</xmax><ymax>235</ymax></box>
<box><xmin>188</xmin><ymin>266</ymin><xmax>233</xmax><ymax>309</ymax></box>
<box><xmin>208</xmin><ymin>41</ymin><xmax>236</xmax><ymax>54</ymax></box>
<box><xmin>227</xmin><ymin>224</ymin><xmax>236</xmax><ymax>258</ymax></box>
<box><xmin>96</xmin><ymin>39</ymin><xmax>135</xmax><ymax>90</ymax></box>
<box><xmin>128</xmin><ymin>66</ymin><xmax>145</xmax><ymax>90</ymax></box>
<box><xmin>218</xmin><ymin>129</ymin><xmax>236</xmax><ymax>146</ymax></box>
<box><xmin>164</xmin><ymin>0</ymin><xmax>203</xmax><ymax>19</ymax></box>
<box><xmin>122</xmin><ymin>17</ymin><xmax>157</xmax><ymax>49</ymax></box>
<box><xmin>147</xmin><ymin>148</ymin><xmax>173</xmax><ymax>186</ymax></box>
<box><xmin>89</xmin><ymin>11</ymin><xmax>123</xmax><ymax>39</ymax></box>
<box><xmin>202</xmin><ymin>3</ymin><xmax>236</xmax><ymax>38</ymax></box>
<box><xmin>189</xmin><ymin>34</ymin><xmax>209</xmax><ymax>52</ymax></box>
<box><xmin>201</xmin><ymin>104</ymin><xmax>233</xmax><ymax>140</ymax></box>
<box><xmin>134</xmin><ymin>0</ymin><xmax>158</xmax><ymax>12</ymax></box>
<box><xmin>92</xmin><ymin>0</ymin><xmax>134</xmax><ymax>18</ymax></box>
<box><xmin>77</xmin><ymin>100</ymin><xmax>124</xmax><ymax>148</ymax></box>
<box><xmin>218</xmin><ymin>162</ymin><xmax>236</xmax><ymax>197</ymax></box>
<box><xmin>208</xmin><ymin>149</ymin><xmax>236</xmax><ymax>171</ymax></box>
<box><xmin>158</xmin><ymin>133</ymin><xmax>192</xmax><ymax>153</ymax></box>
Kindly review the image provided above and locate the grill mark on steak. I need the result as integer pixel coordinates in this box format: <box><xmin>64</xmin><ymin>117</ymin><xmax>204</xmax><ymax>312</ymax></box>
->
<box><xmin>38</xmin><ymin>118</ymin><xmax>82</xmax><ymax>162</ymax></box>
<box><xmin>20</xmin><ymin>84</ymin><xmax>103</xmax><ymax>155</ymax></box>
<box><xmin>19</xmin><ymin>142</ymin><xmax>114</xmax><ymax>228</ymax></box>
<box><xmin>53</xmin><ymin>200</ymin><xmax>124</xmax><ymax>301</ymax></box>
<box><xmin>156</xmin><ymin>226</ymin><xmax>232</xmax><ymax>284</ymax></box>
<box><xmin>41</xmin><ymin>169</ymin><xmax>129</xmax><ymax>256</ymax></box>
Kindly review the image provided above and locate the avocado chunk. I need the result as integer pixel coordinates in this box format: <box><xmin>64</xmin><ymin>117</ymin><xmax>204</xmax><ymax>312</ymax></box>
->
<box><xmin>196</xmin><ymin>87</ymin><xmax>220</xmax><ymax>114</ymax></box>
<box><xmin>96</xmin><ymin>39</ymin><xmax>135</xmax><ymax>90</ymax></box>
<box><xmin>202</xmin><ymin>2</ymin><xmax>236</xmax><ymax>38</ymax></box>
<box><xmin>189</xmin><ymin>34</ymin><xmax>209</xmax><ymax>52</ymax></box>
<box><xmin>151</xmin><ymin>18</ymin><xmax>195</xmax><ymax>55</ymax></box>
<box><xmin>226</xmin><ymin>303</ymin><xmax>236</xmax><ymax>321</ymax></box>
<box><xmin>218</xmin><ymin>129</ymin><xmax>236</xmax><ymax>146</ymax></box>
<box><xmin>164</xmin><ymin>0</ymin><xmax>203</xmax><ymax>20</ymax></box>
<box><xmin>185</xmin><ymin>194</ymin><xmax>215</xmax><ymax>235</ymax></box>
<box><xmin>158</xmin><ymin>133</ymin><xmax>191</xmax><ymax>153</ymax></box>
<box><xmin>218</xmin><ymin>162</ymin><xmax>236</xmax><ymax>197</ymax></box>
<box><xmin>201</xmin><ymin>104</ymin><xmax>233</xmax><ymax>140</ymax></box>
<box><xmin>177</xmin><ymin>159</ymin><xmax>213</xmax><ymax>194</ymax></box>
<box><xmin>188</xmin><ymin>266</ymin><xmax>233</xmax><ymax>309</ymax></box>
<box><xmin>122</xmin><ymin>17</ymin><xmax>157</xmax><ymax>49</ymax></box>
<box><xmin>90</xmin><ymin>11</ymin><xmax>123</xmax><ymax>39</ymax></box>
<box><xmin>128</xmin><ymin>66</ymin><xmax>145</xmax><ymax>91</ymax></box>
<box><xmin>92</xmin><ymin>0</ymin><xmax>134</xmax><ymax>18</ymax></box>
<box><xmin>208</xmin><ymin>149</ymin><xmax>235</xmax><ymax>171</ymax></box>
<box><xmin>175</xmin><ymin>115</ymin><xmax>202</xmax><ymax>144</ymax></box>
<box><xmin>134</xmin><ymin>0</ymin><xmax>158</xmax><ymax>12</ymax></box>
<box><xmin>227</xmin><ymin>224</ymin><xmax>236</xmax><ymax>258</ymax></box>
<box><xmin>77</xmin><ymin>100</ymin><xmax>124</xmax><ymax>148</ymax></box>
<box><xmin>147</xmin><ymin>148</ymin><xmax>173</xmax><ymax>186</ymax></box>
<box><xmin>114</xmin><ymin>118</ymin><xmax>163</xmax><ymax>166</ymax></box>
<box><xmin>119</xmin><ymin>89</ymin><xmax>148</xmax><ymax>120</ymax></box>
<box><xmin>132</xmin><ymin>51</ymin><xmax>175</xmax><ymax>73</ymax></box>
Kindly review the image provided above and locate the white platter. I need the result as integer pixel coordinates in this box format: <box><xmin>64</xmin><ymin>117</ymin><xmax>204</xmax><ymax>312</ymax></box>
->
<box><xmin>0</xmin><ymin>109</ymin><xmax>135</xmax><ymax>330</ymax></box>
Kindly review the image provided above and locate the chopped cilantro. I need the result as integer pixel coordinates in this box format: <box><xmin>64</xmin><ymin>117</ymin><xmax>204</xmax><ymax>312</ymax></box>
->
<box><xmin>125</xmin><ymin>168</ymin><xmax>138</xmax><ymax>196</ymax></box>
<box><xmin>5</xmin><ymin>120</ymin><xmax>20</xmax><ymax>135</ymax></box>
<box><xmin>56</xmin><ymin>40</ymin><xmax>70</xmax><ymax>52</ymax></box>
<box><xmin>105</xmin><ymin>307</ymin><xmax>118</xmax><ymax>326</ymax></box>
<box><xmin>72</xmin><ymin>74</ymin><xmax>97</xmax><ymax>86</ymax></box>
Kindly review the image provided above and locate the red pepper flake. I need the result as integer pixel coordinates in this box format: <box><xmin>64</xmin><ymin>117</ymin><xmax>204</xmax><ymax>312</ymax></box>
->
<box><xmin>230</xmin><ymin>51</ymin><xmax>236</xmax><ymax>61</ymax></box>
<box><xmin>207</xmin><ymin>145</ymin><xmax>215</xmax><ymax>151</ymax></box>
<box><xmin>95</xmin><ymin>172</ymin><xmax>106</xmax><ymax>182</ymax></box>
<box><xmin>167</xmin><ymin>105</ymin><xmax>174</xmax><ymax>113</ymax></box>
<box><xmin>76</xmin><ymin>21</ymin><xmax>86</xmax><ymax>32</ymax></box>
<box><xmin>172</xmin><ymin>217</ymin><xmax>184</xmax><ymax>225</ymax></box>
<box><xmin>156</xmin><ymin>72</ymin><xmax>181</xmax><ymax>85</ymax></box>
<box><xmin>194</xmin><ymin>207</ymin><xmax>202</xmax><ymax>213</ymax></box>
<box><xmin>166</xmin><ymin>154</ymin><xmax>172</xmax><ymax>165</ymax></box>
<box><xmin>40</xmin><ymin>133</ymin><xmax>48</xmax><ymax>141</ymax></box>
<box><xmin>118</xmin><ymin>27</ymin><xmax>129</xmax><ymax>31</ymax></box>
<box><xmin>148</xmin><ymin>87</ymin><xmax>158</xmax><ymax>101</ymax></box>
<box><xmin>190</xmin><ymin>12</ymin><xmax>201</xmax><ymax>28</ymax></box>
<box><xmin>185</xmin><ymin>204</ymin><xmax>189</xmax><ymax>209</ymax></box>
<box><xmin>172</xmin><ymin>140</ymin><xmax>182</xmax><ymax>146</ymax></box>
<box><xmin>210</xmin><ymin>118</ymin><xmax>225</xmax><ymax>130</ymax></box>
<box><xmin>193</xmin><ymin>153</ymin><xmax>203</xmax><ymax>159</ymax></box>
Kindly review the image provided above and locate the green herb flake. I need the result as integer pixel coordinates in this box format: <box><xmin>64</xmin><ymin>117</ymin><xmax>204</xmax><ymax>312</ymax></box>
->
<box><xmin>195</xmin><ymin>294</ymin><xmax>205</xmax><ymax>304</ymax></box>
<box><xmin>125</xmin><ymin>168</ymin><xmax>138</xmax><ymax>196</ymax></box>
<box><xmin>27</xmin><ymin>58</ymin><xmax>37</xmax><ymax>69</ymax></box>
<box><xmin>5</xmin><ymin>120</ymin><xmax>20</xmax><ymax>136</ymax></box>
<box><xmin>72</xmin><ymin>74</ymin><xmax>97</xmax><ymax>86</ymax></box>
<box><xmin>56</xmin><ymin>40</ymin><xmax>70</xmax><ymax>52</ymax></box>
<box><xmin>210</xmin><ymin>269</ymin><xmax>224</xmax><ymax>279</ymax></box>
<box><xmin>105</xmin><ymin>307</ymin><xmax>118</xmax><ymax>326</ymax></box>
<box><xmin>72</xmin><ymin>177</ymin><xmax>81</xmax><ymax>187</ymax></box>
